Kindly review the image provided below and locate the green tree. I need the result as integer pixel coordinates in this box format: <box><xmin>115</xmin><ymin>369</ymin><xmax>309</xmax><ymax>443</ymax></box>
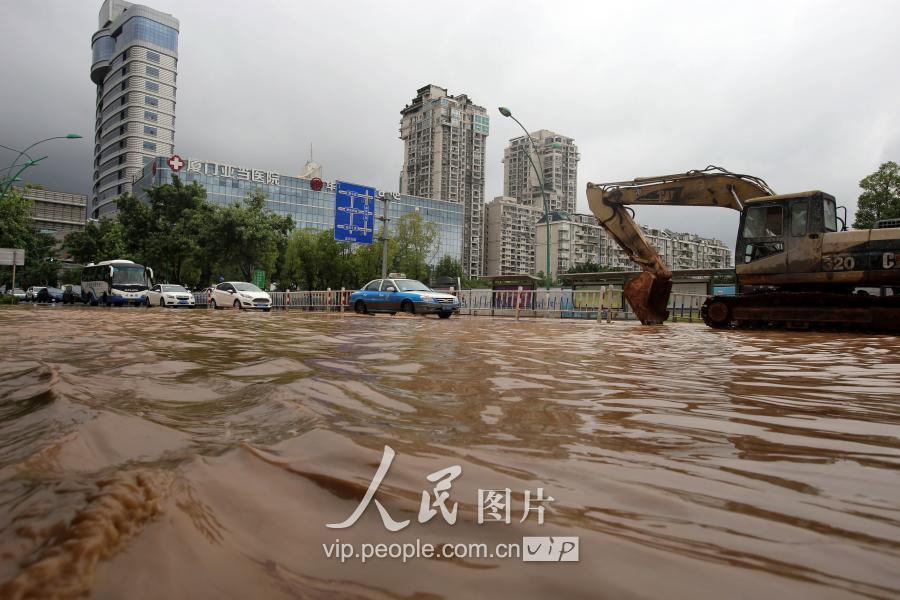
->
<box><xmin>314</xmin><ymin>230</ymin><xmax>353</xmax><ymax>289</ymax></box>
<box><xmin>58</xmin><ymin>266</ymin><xmax>84</xmax><ymax>285</ymax></box>
<box><xmin>283</xmin><ymin>228</ymin><xmax>321</xmax><ymax>290</ymax></box>
<box><xmin>434</xmin><ymin>255</ymin><xmax>463</xmax><ymax>279</ymax></box>
<box><xmin>20</xmin><ymin>233</ymin><xmax>59</xmax><ymax>286</ymax></box>
<box><xmin>567</xmin><ymin>261</ymin><xmax>602</xmax><ymax>274</ymax></box>
<box><xmin>0</xmin><ymin>188</ymin><xmax>33</xmax><ymax>249</ymax></box>
<box><xmin>854</xmin><ymin>161</ymin><xmax>900</xmax><ymax>229</ymax></box>
<box><xmin>63</xmin><ymin>218</ymin><xmax>126</xmax><ymax>265</ymax></box>
<box><xmin>131</xmin><ymin>177</ymin><xmax>209</xmax><ymax>283</ymax></box>
<box><xmin>216</xmin><ymin>191</ymin><xmax>293</xmax><ymax>283</ymax></box>
<box><xmin>392</xmin><ymin>212</ymin><xmax>437</xmax><ymax>280</ymax></box>
<box><xmin>566</xmin><ymin>262</ymin><xmax>627</xmax><ymax>274</ymax></box>
<box><xmin>350</xmin><ymin>236</ymin><xmax>394</xmax><ymax>287</ymax></box>
<box><xmin>0</xmin><ymin>188</ymin><xmax>59</xmax><ymax>287</ymax></box>
<box><xmin>115</xmin><ymin>193</ymin><xmax>154</xmax><ymax>263</ymax></box>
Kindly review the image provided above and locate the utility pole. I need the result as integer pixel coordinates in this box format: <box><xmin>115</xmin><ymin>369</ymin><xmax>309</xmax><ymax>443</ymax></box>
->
<box><xmin>378</xmin><ymin>195</ymin><xmax>390</xmax><ymax>279</ymax></box>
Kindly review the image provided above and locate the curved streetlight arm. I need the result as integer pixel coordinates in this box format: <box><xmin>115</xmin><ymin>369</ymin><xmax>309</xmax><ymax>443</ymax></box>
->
<box><xmin>3</xmin><ymin>134</ymin><xmax>81</xmax><ymax>182</ymax></box>
<box><xmin>0</xmin><ymin>143</ymin><xmax>35</xmax><ymax>163</ymax></box>
<box><xmin>505</xmin><ymin>114</ymin><xmax>548</xmax><ymax>196</ymax></box>
<box><xmin>0</xmin><ymin>156</ymin><xmax>46</xmax><ymax>198</ymax></box>
<box><xmin>500</xmin><ymin>108</ymin><xmax>552</xmax><ymax>287</ymax></box>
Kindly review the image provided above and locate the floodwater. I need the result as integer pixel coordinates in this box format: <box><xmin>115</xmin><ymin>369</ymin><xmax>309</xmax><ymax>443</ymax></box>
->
<box><xmin>1</xmin><ymin>306</ymin><xmax>899</xmax><ymax>600</ymax></box>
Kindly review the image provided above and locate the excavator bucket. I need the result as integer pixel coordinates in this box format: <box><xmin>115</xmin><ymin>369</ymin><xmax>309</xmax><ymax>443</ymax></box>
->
<box><xmin>624</xmin><ymin>272</ymin><xmax>672</xmax><ymax>325</ymax></box>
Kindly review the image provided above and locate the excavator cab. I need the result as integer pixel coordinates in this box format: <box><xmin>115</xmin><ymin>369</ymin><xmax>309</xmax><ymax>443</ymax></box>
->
<box><xmin>737</xmin><ymin>192</ymin><xmax>838</xmax><ymax>285</ymax></box>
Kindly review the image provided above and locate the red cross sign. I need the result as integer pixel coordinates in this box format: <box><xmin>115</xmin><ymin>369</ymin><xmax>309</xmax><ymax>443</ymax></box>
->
<box><xmin>167</xmin><ymin>155</ymin><xmax>184</xmax><ymax>172</ymax></box>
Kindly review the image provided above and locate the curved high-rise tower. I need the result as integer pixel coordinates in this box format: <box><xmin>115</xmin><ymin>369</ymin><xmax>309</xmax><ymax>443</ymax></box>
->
<box><xmin>90</xmin><ymin>0</ymin><xmax>178</xmax><ymax>218</ymax></box>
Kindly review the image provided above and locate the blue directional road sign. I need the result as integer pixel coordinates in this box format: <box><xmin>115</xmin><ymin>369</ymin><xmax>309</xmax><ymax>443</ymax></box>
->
<box><xmin>333</xmin><ymin>180</ymin><xmax>376</xmax><ymax>244</ymax></box>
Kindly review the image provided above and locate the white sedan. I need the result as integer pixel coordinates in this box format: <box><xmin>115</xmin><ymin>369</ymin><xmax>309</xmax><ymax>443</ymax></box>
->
<box><xmin>147</xmin><ymin>284</ymin><xmax>195</xmax><ymax>307</ymax></box>
<box><xmin>209</xmin><ymin>281</ymin><xmax>271</xmax><ymax>311</ymax></box>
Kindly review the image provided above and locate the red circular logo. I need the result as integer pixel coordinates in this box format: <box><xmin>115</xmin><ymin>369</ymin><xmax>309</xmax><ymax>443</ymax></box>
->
<box><xmin>167</xmin><ymin>154</ymin><xmax>185</xmax><ymax>172</ymax></box>
<box><xmin>310</xmin><ymin>177</ymin><xmax>323</xmax><ymax>191</ymax></box>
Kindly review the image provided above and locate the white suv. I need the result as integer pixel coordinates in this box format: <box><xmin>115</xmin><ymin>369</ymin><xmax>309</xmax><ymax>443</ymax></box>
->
<box><xmin>25</xmin><ymin>286</ymin><xmax>46</xmax><ymax>301</ymax></box>
<box><xmin>209</xmin><ymin>281</ymin><xmax>271</xmax><ymax>311</ymax></box>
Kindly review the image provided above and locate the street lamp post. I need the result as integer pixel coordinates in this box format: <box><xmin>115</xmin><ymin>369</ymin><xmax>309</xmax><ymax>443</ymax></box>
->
<box><xmin>498</xmin><ymin>107</ymin><xmax>557</xmax><ymax>289</ymax></box>
<box><xmin>0</xmin><ymin>134</ymin><xmax>82</xmax><ymax>199</ymax></box>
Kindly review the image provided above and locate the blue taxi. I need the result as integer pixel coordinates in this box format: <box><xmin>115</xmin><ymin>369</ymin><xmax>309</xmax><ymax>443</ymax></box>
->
<box><xmin>350</xmin><ymin>277</ymin><xmax>460</xmax><ymax>318</ymax></box>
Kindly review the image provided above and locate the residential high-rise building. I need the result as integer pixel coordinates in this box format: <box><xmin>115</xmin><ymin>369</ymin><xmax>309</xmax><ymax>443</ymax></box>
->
<box><xmin>399</xmin><ymin>84</ymin><xmax>489</xmax><ymax>277</ymax></box>
<box><xmin>534</xmin><ymin>212</ymin><xmax>602</xmax><ymax>280</ymax></box>
<box><xmin>535</xmin><ymin>212</ymin><xmax>733</xmax><ymax>280</ymax></box>
<box><xmin>600</xmin><ymin>227</ymin><xmax>733</xmax><ymax>271</ymax></box>
<box><xmin>503</xmin><ymin>130</ymin><xmax>579</xmax><ymax>214</ymax></box>
<box><xmin>90</xmin><ymin>0</ymin><xmax>178</xmax><ymax>218</ymax></box>
<box><xmin>485</xmin><ymin>196</ymin><xmax>540</xmax><ymax>276</ymax></box>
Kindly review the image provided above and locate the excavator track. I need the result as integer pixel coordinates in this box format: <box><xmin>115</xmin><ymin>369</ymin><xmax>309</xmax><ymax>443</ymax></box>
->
<box><xmin>701</xmin><ymin>292</ymin><xmax>900</xmax><ymax>333</ymax></box>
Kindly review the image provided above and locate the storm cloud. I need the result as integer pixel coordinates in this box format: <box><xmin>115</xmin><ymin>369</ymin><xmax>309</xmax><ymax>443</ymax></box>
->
<box><xmin>3</xmin><ymin>0</ymin><xmax>899</xmax><ymax>247</ymax></box>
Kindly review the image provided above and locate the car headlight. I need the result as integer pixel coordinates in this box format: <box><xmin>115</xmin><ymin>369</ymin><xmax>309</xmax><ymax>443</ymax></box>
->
<box><xmin>418</xmin><ymin>294</ymin><xmax>435</xmax><ymax>302</ymax></box>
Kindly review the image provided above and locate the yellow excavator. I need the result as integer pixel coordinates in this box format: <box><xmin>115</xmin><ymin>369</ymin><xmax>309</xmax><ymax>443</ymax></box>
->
<box><xmin>586</xmin><ymin>166</ymin><xmax>900</xmax><ymax>331</ymax></box>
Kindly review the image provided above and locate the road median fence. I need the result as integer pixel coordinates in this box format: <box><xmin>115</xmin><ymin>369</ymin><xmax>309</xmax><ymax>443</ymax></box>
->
<box><xmin>193</xmin><ymin>287</ymin><xmax>709</xmax><ymax>322</ymax></box>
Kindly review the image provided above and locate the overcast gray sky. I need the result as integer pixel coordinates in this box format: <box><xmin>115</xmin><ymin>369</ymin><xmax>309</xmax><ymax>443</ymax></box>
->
<box><xmin>3</xmin><ymin>0</ymin><xmax>899</xmax><ymax>246</ymax></box>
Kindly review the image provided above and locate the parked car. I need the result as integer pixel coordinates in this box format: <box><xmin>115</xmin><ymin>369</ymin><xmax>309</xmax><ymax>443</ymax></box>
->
<box><xmin>8</xmin><ymin>288</ymin><xmax>26</xmax><ymax>300</ymax></box>
<box><xmin>35</xmin><ymin>287</ymin><xmax>64</xmax><ymax>303</ymax></box>
<box><xmin>147</xmin><ymin>284</ymin><xmax>196</xmax><ymax>307</ymax></box>
<box><xmin>61</xmin><ymin>284</ymin><xmax>82</xmax><ymax>304</ymax></box>
<box><xmin>25</xmin><ymin>286</ymin><xmax>46</xmax><ymax>301</ymax></box>
<box><xmin>209</xmin><ymin>281</ymin><xmax>271</xmax><ymax>311</ymax></box>
<box><xmin>350</xmin><ymin>278</ymin><xmax>460</xmax><ymax>318</ymax></box>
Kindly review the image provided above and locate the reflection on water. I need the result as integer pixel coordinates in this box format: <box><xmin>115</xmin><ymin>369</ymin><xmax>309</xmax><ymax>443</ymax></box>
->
<box><xmin>1</xmin><ymin>306</ymin><xmax>899</xmax><ymax>599</ymax></box>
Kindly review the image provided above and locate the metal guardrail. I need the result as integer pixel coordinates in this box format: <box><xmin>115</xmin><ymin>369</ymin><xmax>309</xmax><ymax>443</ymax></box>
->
<box><xmin>193</xmin><ymin>289</ymin><xmax>350</xmax><ymax>312</ymax></box>
<box><xmin>192</xmin><ymin>287</ymin><xmax>710</xmax><ymax>323</ymax></box>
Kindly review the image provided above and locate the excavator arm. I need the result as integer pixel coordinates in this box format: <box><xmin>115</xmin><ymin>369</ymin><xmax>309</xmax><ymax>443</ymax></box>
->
<box><xmin>585</xmin><ymin>166</ymin><xmax>774</xmax><ymax>324</ymax></box>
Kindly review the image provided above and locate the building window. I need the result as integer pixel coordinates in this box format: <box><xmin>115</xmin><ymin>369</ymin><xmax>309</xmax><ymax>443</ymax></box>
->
<box><xmin>147</xmin><ymin>50</ymin><xmax>161</xmax><ymax>62</ymax></box>
<box><xmin>143</xmin><ymin>141</ymin><xmax>157</xmax><ymax>151</ymax></box>
<box><xmin>120</xmin><ymin>16</ymin><xmax>178</xmax><ymax>52</ymax></box>
<box><xmin>144</xmin><ymin>95</ymin><xmax>158</xmax><ymax>106</ymax></box>
<box><xmin>144</xmin><ymin>110</ymin><xmax>157</xmax><ymax>121</ymax></box>
<box><xmin>145</xmin><ymin>81</ymin><xmax>159</xmax><ymax>92</ymax></box>
<box><xmin>144</xmin><ymin>125</ymin><xmax>157</xmax><ymax>136</ymax></box>
<box><xmin>146</xmin><ymin>66</ymin><xmax>159</xmax><ymax>77</ymax></box>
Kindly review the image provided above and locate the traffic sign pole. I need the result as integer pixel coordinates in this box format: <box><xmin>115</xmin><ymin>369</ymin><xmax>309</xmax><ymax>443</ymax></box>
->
<box><xmin>379</xmin><ymin>195</ymin><xmax>389</xmax><ymax>279</ymax></box>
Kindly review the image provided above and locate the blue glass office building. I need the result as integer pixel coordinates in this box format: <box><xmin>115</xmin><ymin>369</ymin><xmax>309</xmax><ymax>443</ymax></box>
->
<box><xmin>135</xmin><ymin>157</ymin><xmax>464</xmax><ymax>264</ymax></box>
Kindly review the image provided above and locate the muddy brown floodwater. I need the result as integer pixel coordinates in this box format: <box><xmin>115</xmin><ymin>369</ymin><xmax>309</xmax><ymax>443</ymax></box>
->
<box><xmin>1</xmin><ymin>306</ymin><xmax>899</xmax><ymax>599</ymax></box>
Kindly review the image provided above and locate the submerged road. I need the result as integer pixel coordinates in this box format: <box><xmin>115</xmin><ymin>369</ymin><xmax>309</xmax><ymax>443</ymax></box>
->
<box><xmin>1</xmin><ymin>306</ymin><xmax>899</xmax><ymax>598</ymax></box>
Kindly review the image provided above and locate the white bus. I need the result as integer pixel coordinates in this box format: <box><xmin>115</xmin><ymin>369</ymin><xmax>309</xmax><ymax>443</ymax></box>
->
<box><xmin>81</xmin><ymin>259</ymin><xmax>153</xmax><ymax>306</ymax></box>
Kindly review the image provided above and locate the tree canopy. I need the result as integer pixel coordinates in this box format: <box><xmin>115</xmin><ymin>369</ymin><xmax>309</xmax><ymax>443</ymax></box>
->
<box><xmin>854</xmin><ymin>161</ymin><xmax>900</xmax><ymax>229</ymax></box>
<box><xmin>58</xmin><ymin>179</ymin><xmax>452</xmax><ymax>291</ymax></box>
<box><xmin>0</xmin><ymin>189</ymin><xmax>59</xmax><ymax>288</ymax></box>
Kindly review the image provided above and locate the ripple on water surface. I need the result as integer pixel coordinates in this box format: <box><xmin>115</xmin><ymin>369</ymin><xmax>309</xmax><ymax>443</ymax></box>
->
<box><xmin>0</xmin><ymin>307</ymin><xmax>899</xmax><ymax>599</ymax></box>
